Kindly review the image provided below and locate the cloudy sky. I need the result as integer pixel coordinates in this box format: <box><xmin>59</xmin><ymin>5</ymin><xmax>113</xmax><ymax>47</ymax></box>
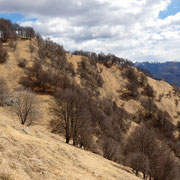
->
<box><xmin>0</xmin><ymin>0</ymin><xmax>180</xmax><ymax>62</ymax></box>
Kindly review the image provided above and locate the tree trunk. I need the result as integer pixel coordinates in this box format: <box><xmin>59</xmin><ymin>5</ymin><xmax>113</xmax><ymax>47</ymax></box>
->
<box><xmin>65</xmin><ymin>110</ymin><xmax>70</xmax><ymax>144</ymax></box>
<box><xmin>72</xmin><ymin>119</ymin><xmax>77</xmax><ymax>146</ymax></box>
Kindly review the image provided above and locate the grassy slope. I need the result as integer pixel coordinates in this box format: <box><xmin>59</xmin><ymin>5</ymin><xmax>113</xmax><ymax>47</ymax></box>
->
<box><xmin>0</xmin><ymin>106</ymin><xmax>141</xmax><ymax>180</ymax></box>
<box><xmin>0</xmin><ymin>40</ymin><xmax>142</xmax><ymax>179</ymax></box>
<box><xmin>1</xmin><ymin>39</ymin><xmax>180</xmax><ymax>179</ymax></box>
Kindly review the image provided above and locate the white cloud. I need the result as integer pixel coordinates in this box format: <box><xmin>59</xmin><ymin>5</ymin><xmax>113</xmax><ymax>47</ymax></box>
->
<box><xmin>1</xmin><ymin>0</ymin><xmax>180</xmax><ymax>62</ymax></box>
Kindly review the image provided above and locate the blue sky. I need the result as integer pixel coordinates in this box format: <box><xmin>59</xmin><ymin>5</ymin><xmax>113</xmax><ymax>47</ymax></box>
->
<box><xmin>0</xmin><ymin>0</ymin><xmax>180</xmax><ymax>62</ymax></box>
<box><xmin>0</xmin><ymin>13</ymin><xmax>37</xmax><ymax>23</ymax></box>
<box><xmin>159</xmin><ymin>0</ymin><xmax>180</xmax><ymax>18</ymax></box>
<box><xmin>0</xmin><ymin>13</ymin><xmax>23</xmax><ymax>23</ymax></box>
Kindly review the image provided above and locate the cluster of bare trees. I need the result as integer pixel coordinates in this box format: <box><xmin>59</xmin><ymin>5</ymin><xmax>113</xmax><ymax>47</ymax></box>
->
<box><xmin>0</xmin><ymin>18</ymin><xmax>35</xmax><ymax>41</ymax></box>
<box><xmin>51</xmin><ymin>85</ymin><xmax>93</xmax><ymax>149</ymax></box>
<box><xmin>77</xmin><ymin>57</ymin><xmax>104</xmax><ymax>96</ymax></box>
<box><xmin>37</xmin><ymin>36</ymin><xmax>67</xmax><ymax>71</ymax></box>
<box><xmin>72</xmin><ymin>50</ymin><xmax>133</xmax><ymax>67</ymax></box>
<box><xmin>121</xmin><ymin>67</ymin><xmax>140</xmax><ymax>98</ymax></box>
<box><xmin>125</xmin><ymin>126</ymin><xmax>179</xmax><ymax>180</ymax></box>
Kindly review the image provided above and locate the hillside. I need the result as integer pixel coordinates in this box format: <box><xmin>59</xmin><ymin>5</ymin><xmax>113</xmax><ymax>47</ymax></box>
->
<box><xmin>0</xmin><ymin>106</ymin><xmax>141</xmax><ymax>180</ymax></box>
<box><xmin>0</xmin><ymin>39</ymin><xmax>144</xmax><ymax>180</ymax></box>
<box><xmin>0</xmin><ymin>23</ymin><xmax>180</xmax><ymax>180</ymax></box>
<box><xmin>135</xmin><ymin>62</ymin><xmax>180</xmax><ymax>86</ymax></box>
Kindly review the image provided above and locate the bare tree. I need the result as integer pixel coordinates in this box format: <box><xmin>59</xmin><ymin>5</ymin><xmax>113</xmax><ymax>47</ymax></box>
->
<box><xmin>128</xmin><ymin>153</ymin><xmax>150</xmax><ymax>178</ymax></box>
<box><xmin>155</xmin><ymin>154</ymin><xmax>180</xmax><ymax>180</ymax></box>
<box><xmin>125</xmin><ymin>126</ymin><xmax>158</xmax><ymax>179</ymax></box>
<box><xmin>29</xmin><ymin>43</ymin><xmax>35</xmax><ymax>60</ymax></box>
<box><xmin>50</xmin><ymin>88</ymin><xmax>75</xmax><ymax>143</ymax></box>
<box><xmin>102</xmin><ymin>136</ymin><xmax>118</xmax><ymax>160</ymax></box>
<box><xmin>51</xmin><ymin>86</ymin><xmax>93</xmax><ymax>146</ymax></box>
<box><xmin>0</xmin><ymin>76</ymin><xmax>9</xmax><ymax>106</ymax></box>
<box><xmin>13</xmin><ymin>91</ymin><xmax>40</xmax><ymax>126</ymax></box>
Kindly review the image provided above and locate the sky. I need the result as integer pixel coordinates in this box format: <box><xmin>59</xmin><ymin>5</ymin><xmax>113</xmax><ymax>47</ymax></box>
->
<box><xmin>0</xmin><ymin>0</ymin><xmax>180</xmax><ymax>62</ymax></box>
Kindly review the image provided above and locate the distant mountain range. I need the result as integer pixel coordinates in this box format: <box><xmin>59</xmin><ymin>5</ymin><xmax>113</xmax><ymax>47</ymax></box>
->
<box><xmin>134</xmin><ymin>61</ymin><xmax>180</xmax><ymax>86</ymax></box>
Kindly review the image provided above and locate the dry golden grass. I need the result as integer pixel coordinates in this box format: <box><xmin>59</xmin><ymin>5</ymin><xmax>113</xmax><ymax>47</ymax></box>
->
<box><xmin>0</xmin><ymin>106</ymin><xmax>141</xmax><ymax>180</ymax></box>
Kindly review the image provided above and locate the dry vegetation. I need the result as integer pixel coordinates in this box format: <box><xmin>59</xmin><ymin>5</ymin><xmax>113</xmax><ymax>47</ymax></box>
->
<box><xmin>0</xmin><ymin>18</ymin><xmax>180</xmax><ymax>180</ymax></box>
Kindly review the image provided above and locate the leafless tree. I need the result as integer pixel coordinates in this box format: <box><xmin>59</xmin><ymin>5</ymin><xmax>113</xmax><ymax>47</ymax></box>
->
<box><xmin>51</xmin><ymin>86</ymin><xmax>93</xmax><ymax>146</ymax></box>
<box><xmin>29</xmin><ymin>43</ymin><xmax>35</xmax><ymax>60</ymax></box>
<box><xmin>102</xmin><ymin>136</ymin><xmax>118</xmax><ymax>160</ymax></box>
<box><xmin>128</xmin><ymin>153</ymin><xmax>150</xmax><ymax>179</ymax></box>
<box><xmin>125</xmin><ymin>126</ymin><xmax>158</xmax><ymax>179</ymax></box>
<box><xmin>13</xmin><ymin>91</ymin><xmax>40</xmax><ymax>126</ymax></box>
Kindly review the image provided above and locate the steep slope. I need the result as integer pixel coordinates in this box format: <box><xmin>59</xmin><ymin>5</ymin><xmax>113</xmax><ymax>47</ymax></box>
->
<box><xmin>0</xmin><ymin>106</ymin><xmax>141</xmax><ymax>180</ymax></box>
<box><xmin>1</xmin><ymin>39</ymin><xmax>180</xmax><ymax>127</ymax></box>
<box><xmin>68</xmin><ymin>53</ymin><xmax>180</xmax><ymax>127</ymax></box>
<box><xmin>0</xmin><ymin>38</ymin><xmax>180</xmax><ymax>180</ymax></box>
<box><xmin>0</xmin><ymin>41</ymin><xmax>144</xmax><ymax>180</ymax></box>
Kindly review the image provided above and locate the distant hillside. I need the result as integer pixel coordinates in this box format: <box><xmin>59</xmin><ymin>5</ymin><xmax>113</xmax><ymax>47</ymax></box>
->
<box><xmin>135</xmin><ymin>62</ymin><xmax>180</xmax><ymax>86</ymax></box>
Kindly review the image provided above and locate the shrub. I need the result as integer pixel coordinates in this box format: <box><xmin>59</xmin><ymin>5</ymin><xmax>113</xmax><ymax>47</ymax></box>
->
<box><xmin>154</xmin><ymin>110</ymin><xmax>175</xmax><ymax>139</ymax></box>
<box><xmin>9</xmin><ymin>41</ymin><xmax>16</xmax><ymax>51</ymax></box>
<box><xmin>0</xmin><ymin>45</ymin><xmax>8</xmax><ymax>63</ymax></box>
<box><xmin>0</xmin><ymin>76</ymin><xmax>9</xmax><ymax>106</ymax></box>
<box><xmin>0</xmin><ymin>172</ymin><xmax>13</xmax><ymax>180</ymax></box>
<box><xmin>67</xmin><ymin>62</ymin><xmax>75</xmax><ymax>76</ymax></box>
<box><xmin>77</xmin><ymin>57</ymin><xmax>104</xmax><ymax>92</ymax></box>
<box><xmin>143</xmin><ymin>84</ymin><xmax>154</xmax><ymax>97</ymax></box>
<box><xmin>121</xmin><ymin>67</ymin><xmax>139</xmax><ymax>99</ymax></box>
<box><xmin>175</xmin><ymin>99</ymin><xmax>178</xmax><ymax>106</ymax></box>
<box><xmin>17</xmin><ymin>58</ymin><xmax>27</xmax><ymax>68</ymax></box>
<box><xmin>13</xmin><ymin>91</ymin><xmax>40</xmax><ymax>126</ymax></box>
<box><xmin>177</xmin><ymin>121</ymin><xmax>180</xmax><ymax>129</ymax></box>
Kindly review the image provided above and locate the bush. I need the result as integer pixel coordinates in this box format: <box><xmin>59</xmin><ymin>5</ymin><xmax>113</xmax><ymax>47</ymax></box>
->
<box><xmin>154</xmin><ymin>110</ymin><xmax>175</xmax><ymax>139</ymax></box>
<box><xmin>121</xmin><ymin>67</ymin><xmax>139</xmax><ymax>99</ymax></box>
<box><xmin>0</xmin><ymin>172</ymin><xmax>13</xmax><ymax>180</ymax></box>
<box><xmin>9</xmin><ymin>41</ymin><xmax>16</xmax><ymax>51</ymax></box>
<box><xmin>0</xmin><ymin>76</ymin><xmax>9</xmax><ymax>106</ymax></box>
<box><xmin>13</xmin><ymin>91</ymin><xmax>40</xmax><ymax>126</ymax></box>
<box><xmin>143</xmin><ymin>84</ymin><xmax>154</xmax><ymax>97</ymax></box>
<box><xmin>17</xmin><ymin>58</ymin><xmax>27</xmax><ymax>68</ymax></box>
<box><xmin>177</xmin><ymin>121</ymin><xmax>180</xmax><ymax>129</ymax></box>
<box><xmin>0</xmin><ymin>45</ymin><xmax>8</xmax><ymax>63</ymax></box>
<box><xmin>77</xmin><ymin>57</ymin><xmax>104</xmax><ymax>92</ymax></box>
